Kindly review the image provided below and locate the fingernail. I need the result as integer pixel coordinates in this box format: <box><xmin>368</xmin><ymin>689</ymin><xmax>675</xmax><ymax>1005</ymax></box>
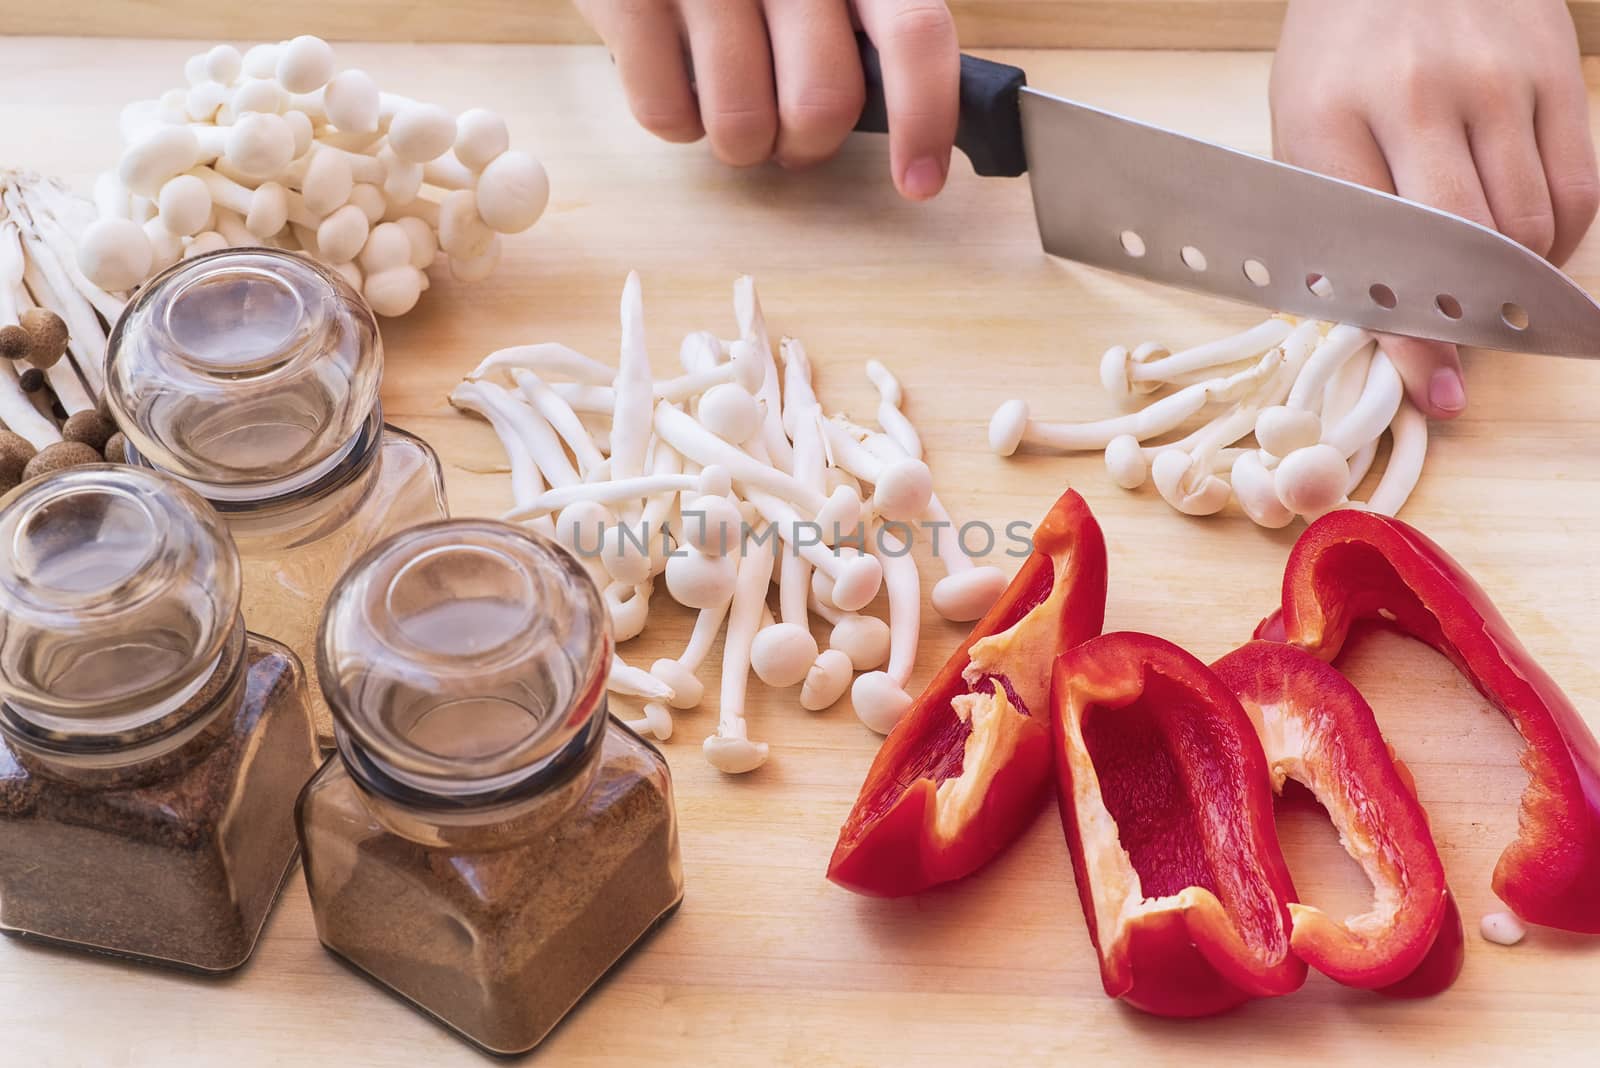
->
<box><xmin>1429</xmin><ymin>367</ymin><xmax>1467</xmax><ymax>413</ymax></box>
<box><xmin>901</xmin><ymin>156</ymin><xmax>943</xmax><ymax>200</ymax></box>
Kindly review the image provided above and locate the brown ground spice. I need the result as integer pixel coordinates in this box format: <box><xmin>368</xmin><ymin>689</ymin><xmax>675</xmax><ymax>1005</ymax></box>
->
<box><xmin>0</xmin><ymin>637</ymin><xmax>320</xmax><ymax>972</ymax></box>
<box><xmin>298</xmin><ymin>725</ymin><xmax>683</xmax><ymax>1054</ymax></box>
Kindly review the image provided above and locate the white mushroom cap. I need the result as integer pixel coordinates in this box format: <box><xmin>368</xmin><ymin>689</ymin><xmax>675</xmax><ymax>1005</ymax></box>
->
<box><xmin>698</xmin><ymin>382</ymin><xmax>763</xmax><ymax>444</ymax></box>
<box><xmin>1231</xmin><ymin>451</ymin><xmax>1294</xmax><ymax>528</ymax></box>
<box><xmin>830</xmin><ymin>613</ymin><xmax>891</xmax><ymax>671</ymax></box>
<box><xmin>931</xmin><ymin>566</ymin><xmax>1008</xmax><ymax>623</ymax></box>
<box><xmin>186</xmin><ymin>81</ymin><xmax>228</xmax><ymax>122</ymax></box>
<box><xmin>389</xmin><ymin>102</ymin><xmax>458</xmax><ymax>162</ymax></box>
<box><xmin>120</xmin><ymin>125</ymin><xmax>202</xmax><ymax>198</ymax></box>
<box><xmin>241</xmin><ymin>44</ymin><xmax>281</xmax><ymax>79</ymax></box>
<box><xmin>323</xmin><ymin>68</ymin><xmax>381</xmax><ymax>133</ymax></box>
<box><xmin>157</xmin><ymin>173</ymin><xmax>212</xmax><ymax>237</ymax></box>
<box><xmin>205</xmin><ymin>44</ymin><xmax>242</xmax><ymax>86</ymax></box>
<box><xmin>699</xmin><ymin>464</ymin><xmax>734</xmax><ymax>499</ymax></box>
<box><xmin>682</xmin><ymin>493</ymin><xmax>742</xmax><ymax>556</ymax></box>
<box><xmin>1479</xmin><ymin>911</ymin><xmax>1527</xmax><ymax>946</ymax></box>
<box><xmin>396</xmin><ymin>215</ymin><xmax>438</xmax><ymax>269</ymax></box>
<box><xmin>851</xmin><ymin>671</ymin><xmax>913</xmax><ymax>735</ymax></box>
<box><xmin>78</xmin><ymin>217</ymin><xmax>154</xmax><ymax>291</ymax></box>
<box><xmin>1104</xmin><ymin>433</ymin><xmax>1148</xmax><ymax>489</ymax></box>
<box><xmin>276</xmin><ymin>35</ymin><xmax>336</xmax><ymax>94</ymax></box>
<box><xmin>600</xmin><ymin>523</ymin><xmax>653</xmax><ymax>585</ymax></box>
<box><xmin>1151</xmin><ymin>449</ymin><xmax>1232</xmax><ymax>516</ymax></box>
<box><xmin>225</xmin><ymin>112</ymin><xmax>297</xmax><ymax>179</ymax></box>
<box><xmin>348</xmin><ymin>183</ymin><xmax>387</xmax><ymax>224</ymax></box>
<box><xmin>650</xmin><ymin>658</ymin><xmax>704</xmax><ymax>710</ymax></box>
<box><xmin>229</xmin><ymin>77</ymin><xmax>287</xmax><ymax>117</ymax></box>
<box><xmin>183</xmin><ymin>52</ymin><xmax>209</xmax><ymax>87</ymax></box>
<box><xmin>455</xmin><ymin>108</ymin><xmax>510</xmax><ymax>171</ymax></box>
<box><xmin>814</xmin><ymin>484</ymin><xmax>863</xmax><ymax>545</ymax></box>
<box><xmin>359</xmin><ymin>221</ymin><xmax>413</xmax><ymax>274</ymax></box>
<box><xmin>554</xmin><ymin>499</ymin><xmax>614</xmax><ymax>554</ymax></box>
<box><xmin>751</xmin><ymin>621</ymin><xmax>820</xmax><ymax>689</ymax></box>
<box><xmin>1255</xmin><ymin>405</ymin><xmax>1322</xmax><ymax>458</ymax></box>
<box><xmin>665</xmin><ymin>548</ymin><xmax>738</xmax><ymax>609</ymax></box>
<box><xmin>829</xmin><ymin>551</ymin><xmax>884</xmax><ymax>614</ymax></box>
<box><xmin>143</xmin><ymin>218</ymin><xmax>183</xmax><ymax>272</ymax></box>
<box><xmin>328</xmin><ymin>259</ymin><xmax>363</xmax><ymax>293</ymax></box>
<box><xmin>988</xmin><ymin>399</ymin><xmax>1029</xmax><ymax>456</ymax></box>
<box><xmin>476</xmin><ymin>151</ymin><xmax>549</xmax><ymax>233</ymax></box>
<box><xmin>704</xmin><ymin>734</ymin><xmax>769</xmax><ymax>774</ymax></box>
<box><xmin>1275</xmin><ymin>444</ymin><xmax>1350</xmax><ymax>518</ymax></box>
<box><xmin>284</xmin><ymin>109</ymin><xmax>314</xmax><ymax>158</ymax></box>
<box><xmin>1098</xmin><ymin>343</ymin><xmax>1163</xmax><ymax>402</ymax></box>
<box><xmin>626</xmin><ymin>702</ymin><xmax>675</xmax><ymax>741</ymax></box>
<box><xmin>363</xmin><ymin>266</ymin><xmax>427</xmax><ymax>317</ymax></box>
<box><xmin>245</xmin><ymin>182</ymin><xmax>289</xmax><ymax>237</ymax></box>
<box><xmin>301</xmin><ymin>149</ymin><xmax>355</xmax><ymax>215</ymax></box>
<box><xmin>801</xmin><ymin>649</ymin><xmax>853</xmax><ymax>711</ymax></box>
<box><xmin>871</xmin><ymin>457</ymin><xmax>933</xmax><ymax>521</ymax></box>
<box><xmin>185</xmin><ymin>230</ymin><xmax>228</xmax><ymax>259</ymax></box>
<box><xmin>317</xmin><ymin>203</ymin><xmax>370</xmax><ymax>263</ymax></box>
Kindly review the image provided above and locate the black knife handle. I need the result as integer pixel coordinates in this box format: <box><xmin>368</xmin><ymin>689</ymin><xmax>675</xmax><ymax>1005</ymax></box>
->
<box><xmin>854</xmin><ymin>33</ymin><xmax>1028</xmax><ymax>178</ymax></box>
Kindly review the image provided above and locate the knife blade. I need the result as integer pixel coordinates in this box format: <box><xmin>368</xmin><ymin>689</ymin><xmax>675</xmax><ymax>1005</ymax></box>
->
<box><xmin>855</xmin><ymin>40</ymin><xmax>1600</xmax><ymax>358</ymax></box>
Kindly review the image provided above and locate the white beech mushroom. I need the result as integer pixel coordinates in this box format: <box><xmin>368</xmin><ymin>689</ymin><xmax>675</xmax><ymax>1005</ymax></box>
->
<box><xmin>820</xmin><ymin>416</ymin><xmax>932</xmax><ymax>522</ymax></box>
<box><xmin>704</xmin><ymin>522</ymin><xmax>775</xmax><ymax>775</ymax></box>
<box><xmin>1367</xmin><ymin>401</ymin><xmax>1428</xmax><ymax>516</ymax></box>
<box><xmin>849</xmin><ymin>524</ymin><xmax>921</xmax><ymax>735</ymax></box>
<box><xmin>809</xmin><ymin>592</ymin><xmax>892</xmax><ymax>672</ymax></box>
<box><xmin>732</xmin><ymin>275</ymin><xmax>793</xmax><ymax>472</ymax></box>
<box><xmin>619</xmin><ymin>702</ymin><xmax>675</xmax><ymax>742</ymax></box>
<box><xmin>743</xmin><ymin>488</ymin><xmax>883</xmax><ymax>612</ymax></box>
<box><xmin>1101</xmin><ymin>317</ymin><xmax>1291</xmax><ymax>401</ymax></box>
<box><xmin>865</xmin><ymin>358</ymin><xmax>922</xmax><ymax>459</ymax></box>
<box><xmin>607</xmin><ymin>656</ymin><xmax>675</xmax><ymax>705</ymax></box>
<box><xmin>649</xmin><ymin>587</ymin><xmax>733</xmax><ymax>710</ymax></box>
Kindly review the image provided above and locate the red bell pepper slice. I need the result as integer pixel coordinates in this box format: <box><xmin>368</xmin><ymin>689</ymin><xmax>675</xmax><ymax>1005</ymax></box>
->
<box><xmin>828</xmin><ymin>489</ymin><xmax>1106</xmax><ymax>897</ymax></box>
<box><xmin>1051</xmin><ymin>633</ymin><xmax>1305</xmax><ymax>1017</ymax></box>
<box><xmin>1212</xmin><ymin>641</ymin><xmax>1464</xmax><ymax>996</ymax></box>
<box><xmin>1258</xmin><ymin>509</ymin><xmax>1600</xmax><ymax>934</ymax></box>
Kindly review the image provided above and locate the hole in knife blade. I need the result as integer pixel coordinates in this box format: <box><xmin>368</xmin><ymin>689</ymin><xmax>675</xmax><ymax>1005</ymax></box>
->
<box><xmin>1119</xmin><ymin>230</ymin><xmax>1146</xmax><ymax>257</ymax></box>
<box><xmin>1180</xmin><ymin>246</ymin><xmax>1207</xmax><ymax>271</ymax></box>
<box><xmin>1306</xmin><ymin>274</ymin><xmax>1334</xmax><ymax>299</ymax></box>
<box><xmin>1436</xmin><ymin>294</ymin><xmax>1463</xmax><ymax>320</ymax></box>
<box><xmin>1501</xmin><ymin>302</ymin><xmax>1529</xmax><ymax>330</ymax></box>
<box><xmin>1369</xmin><ymin>284</ymin><xmax>1397</xmax><ymax>310</ymax></box>
<box><xmin>1242</xmin><ymin>259</ymin><xmax>1271</xmax><ymax>287</ymax></box>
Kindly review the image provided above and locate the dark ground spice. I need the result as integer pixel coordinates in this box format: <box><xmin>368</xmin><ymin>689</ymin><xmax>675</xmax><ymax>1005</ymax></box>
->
<box><xmin>297</xmin><ymin>723</ymin><xmax>683</xmax><ymax>1055</ymax></box>
<box><xmin>0</xmin><ymin>636</ymin><xmax>320</xmax><ymax>972</ymax></box>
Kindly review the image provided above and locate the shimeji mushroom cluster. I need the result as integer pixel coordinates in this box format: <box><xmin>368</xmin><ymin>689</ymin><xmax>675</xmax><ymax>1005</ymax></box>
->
<box><xmin>453</xmin><ymin>274</ymin><xmax>1008</xmax><ymax>774</ymax></box>
<box><xmin>0</xmin><ymin>172</ymin><xmax>126</xmax><ymax>493</ymax></box>
<box><xmin>989</xmin><ymin>317</ymin><xmax>1429</xmax><ymax>524</ymax></box>
<box><xmin>77</xmin><ymin>35</ymin><xmax>549</xmax><ymax>316</ymax></box>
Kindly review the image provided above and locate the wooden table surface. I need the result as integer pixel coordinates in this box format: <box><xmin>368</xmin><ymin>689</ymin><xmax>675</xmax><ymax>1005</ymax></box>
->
<box><xmin>3</xmin><ymin>37</ymin><xmax>1599</xmax><ymax>1068</ymax></box>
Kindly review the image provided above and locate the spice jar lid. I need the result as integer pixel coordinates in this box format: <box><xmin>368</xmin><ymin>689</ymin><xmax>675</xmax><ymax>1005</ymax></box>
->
<box><xmin>0</xmin><ymin>465</ymin><xmax>242</xmax><ymax>736</ymax></box>
<box><xmin>320</xmin><ymin>519</ymin><xmax>612</xmax><ymax>803</ymax></box>
<box><xmin>104</xmin><ymin>248</ymin><xmax>382</xmax><ymax>500</ymax></box>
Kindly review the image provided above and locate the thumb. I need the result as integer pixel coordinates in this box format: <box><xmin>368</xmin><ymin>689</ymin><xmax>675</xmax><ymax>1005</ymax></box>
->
<box><xmin>1380</xmin><ymin>335</ymin><xmax>1466</xmax><ymax>420</ymax></box>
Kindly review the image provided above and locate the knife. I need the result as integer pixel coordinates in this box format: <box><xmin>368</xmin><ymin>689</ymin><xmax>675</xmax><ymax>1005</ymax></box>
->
<box><xmin>854</xmin><ymin>39</ymin><xmax>1600</xmax><ymax>358</ymax></box>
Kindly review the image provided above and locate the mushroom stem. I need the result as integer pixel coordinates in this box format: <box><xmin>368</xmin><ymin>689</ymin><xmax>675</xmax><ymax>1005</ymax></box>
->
<box><xmin>1324</xmin><ymin>349</ymin><xmax>1403</xmax><ymax>457</ymax></box>
<box><xmin>1285</xmin><ymin>324</ymin><xmax>1374</xmax><ymax>409</ymax></box>
<box><xmin>705</xmin><ymin>520</ymin><xmax>775</xmax><ymax>775</ymax></box>
<box><xmin>654</xmin><ymin>403</ymin><xmax>829</xmax><ymax>516</ymax></box>
<box><xmin>467</xmin><ymin>342</ymin><xmax>616</xmax><ymax>386</ymax></box>
<box><xmin>865</xmin><ymin>358</ymin><xmax>922</xmax><ymax>459</ymax></box>
<box><xmin>448</xmin><ymin>381</ymin><xmax>554</xmax><ymax>537</ymax></box>
<box><xmin>1127</xmin><ymin>316</ymin><xmax>1292</xmax><ymax>386</ymax></box>
<box><xmin>510</xmin><ymin>368</ymin><xmax>605</xmax><ymax>476</ymax></box>
<box><xmin>461</xmin><ymin>378</ymin><xmax>579</xmax><ymax>488</ymax></box>
<box><xmin>743</xmin><ymin>489</ymin><xmax>883</xmax><ymax>612</ymax></box>
<box><xmin>1366</xmin><ymin>401</ymin><xmax>1427</xmax><ymax>516</ymax></box>
<box><xmin>733</xmin><ymin>275</ymin><xmax>794</xmax><ymax>473</ymax></box>
<box><xmin>820</xmin><ymin>416</ymin><xmax>933</xmax><ymax>522</ymax></box>
<box><xmin>619</xmin><ymin>702</ymin><xmax>674</xmax><ymax>741</ymax></box>
<box><xmin>607</xmin><ymin>656</ymin><xmax>675</xmax><ymax>704</ymax></box>
<box><xmin>502</xmin><ymin>469</ymin><xmax>716</xmax><ymax>521</ymax></box>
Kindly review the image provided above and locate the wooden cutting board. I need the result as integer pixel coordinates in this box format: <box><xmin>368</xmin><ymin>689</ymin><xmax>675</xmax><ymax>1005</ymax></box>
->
<box><xmin>1</xmin><ymin>38</ymin><xmax>1597</xmax><ymax>1067</ymax></box>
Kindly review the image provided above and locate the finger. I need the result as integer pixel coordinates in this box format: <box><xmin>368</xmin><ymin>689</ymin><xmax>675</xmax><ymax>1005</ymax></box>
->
<box><xmin>1378</xmin><ymin>124</ymin><xmax>1498</xmax><ymax>230</ymax></box>
<box><xmin>1381</xmin><ymin>336</ymin><xmax>1467</xmax><ymax>420</ymax></box>
<box><xmin>1534</xmin><ymin>78</ymin><xmax>1600</xmax><ymax>266</ymax></box>
<box><xmin>854</xmin><ymin>0</ymin><xmax>959</xmax><ymax>199</ymax></box>
<box><xmin>1469</xmin><ymin>112</ymin><xmax>1556</xmax><ymax>258</ymax></box>
<box><xmin>765</xmin><ymin>0</ymin><xmax>864</xmax><ymax>168</ymax></box>
<box><xmin>582</xmin><ymin>0</ymin><xmax>703</xmax><ymax>143</ymax></box>
<box><xmin>1271</xmin><ymin>107</ymin><xmax>1395</xmax><ymax>194</ymax></box>
<box><xmin>682</xmin><ymin>0</ymin><xmax>779</xmax><ymax>166</ymax></box>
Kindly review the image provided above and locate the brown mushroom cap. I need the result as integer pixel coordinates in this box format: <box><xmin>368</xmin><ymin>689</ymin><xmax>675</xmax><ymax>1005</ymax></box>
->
<box><xmin>0</xmin><ymin>324</ymin><xmax>31</xmax><ymax>362</ymax></box>
<box><xmin>21</xmin><ymin>440</ymin><xmax>102</xmax><ymax>482</ymax></box>
<box><xmin>103</xmin><ymin>430</ymin><xmax>128</xmax><ymax>465</ymax></box>
<box><xmin>0</xmin><ymin>429</ymin><xmax>37</xmax><ymax>491</ymax></box>
<box><xmin>17</xmin><ymin>367</ymin><xmax>45</xmax><ymax>392</ymax></box>
<box><xmin>62</xmin><ymin>410</ymin><xmax>117</xmax><ymax>452</ymax></box>
<box><xmin>19</xmin><ymin>309</ymin><xmax>68</xmax><ymax>369</ymax></box>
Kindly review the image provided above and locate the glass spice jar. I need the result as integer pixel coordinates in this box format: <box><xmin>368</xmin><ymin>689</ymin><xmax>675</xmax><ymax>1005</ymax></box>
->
<box><xmin>0</xmin><ymin>465</ymin><xmax>319</xmax><ymax>972</ymax></box>
<box><xmin>297</xmin><ymin>519</ymin><xmax>683</xmax><ymax>1055</ymax></box>
<box><xmin>103</xmin><ymin>248</ymin><xmax>448</xmax><ymax>747</ymax></box>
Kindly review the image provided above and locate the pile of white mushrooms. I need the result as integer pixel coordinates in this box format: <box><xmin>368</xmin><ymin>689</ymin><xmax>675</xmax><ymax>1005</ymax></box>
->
<box><xmin>0</xmin><ymin>172</ymin><xmax>126</xmax><ymax>493</ymax></box>
<box><xmin>453</xmin><ymin>274</ymin><xmax>1008</xmax><ymax>774</ymax></box>
<box><xmin>989</xmin><ymin>317</ymin><xmax>1428</xmax><ymax>525</ymax></box>
<box><xmin>77</xmin><ymin>35</ymin><xmax>549</xmax><ymax>316</ymax></box>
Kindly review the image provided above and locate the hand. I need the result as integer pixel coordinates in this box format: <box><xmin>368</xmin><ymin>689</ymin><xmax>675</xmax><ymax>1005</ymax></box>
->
<box><xmin>1271</xmin><ymin>0</ymin><xmax>1599</xmax><ymax>418</ymax></box>
<box><xmin>577</xmin><ymin>0</ymin><xmax>959</xmax><ymax>200</ymax></box>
